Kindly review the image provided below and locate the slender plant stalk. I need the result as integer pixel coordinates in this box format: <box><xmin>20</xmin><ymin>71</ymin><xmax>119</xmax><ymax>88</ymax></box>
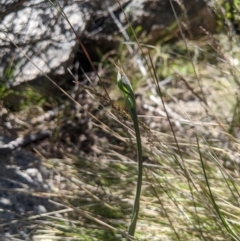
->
<box><xmin>196</xmin><ymin>136</ymin><xmax>239</xmax><ymax>241</ymax></box>
<box><xmin>116</xmin><ymin>64</ymin><xmax>143</xmax><ymax>239</ymax></box>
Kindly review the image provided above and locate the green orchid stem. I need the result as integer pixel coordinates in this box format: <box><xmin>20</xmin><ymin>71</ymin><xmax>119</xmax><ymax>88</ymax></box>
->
<box><xmin>116</xmin><ymin>66</ymin><xmax>143</xmax><ymax>240</ymax></box>
<box><xmin>127</xmin><ymin>106</ymin><xmax>143</xmax><ymax>239</ymax></box>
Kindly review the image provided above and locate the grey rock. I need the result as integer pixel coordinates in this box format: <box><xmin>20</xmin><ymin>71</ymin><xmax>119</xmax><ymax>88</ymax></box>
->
<box><xmin>0</xmin><ymin>134</ymin><xmax>61</xmax><ymax>239</ymax></box>
<box><xmin>0</xmin><ymin>0</ymin><xmax>87</xmax><ymax>86</ymax></box>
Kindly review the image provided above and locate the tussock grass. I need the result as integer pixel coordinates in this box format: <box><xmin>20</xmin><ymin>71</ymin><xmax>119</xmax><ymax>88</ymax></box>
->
<box><xmin>1</xmin><ymin>0</ymin><xmax>240</xmax><ymax>240</ymax></box>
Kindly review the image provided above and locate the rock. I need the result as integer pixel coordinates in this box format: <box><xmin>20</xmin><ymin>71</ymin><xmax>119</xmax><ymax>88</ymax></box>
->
<box><xmin>0</xmin><ymin>139</ymin><xmax>61</xmax><ymax>238</ymax></box>
<box><xmin>121</xmin><ymin>0</ymin><xmax>216</xmax><ymax>44</ymax></box>
<box><xmin>0</xmin><ymin>0</ymin><xmax>88</xmax><ymax>86</ymax></box>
